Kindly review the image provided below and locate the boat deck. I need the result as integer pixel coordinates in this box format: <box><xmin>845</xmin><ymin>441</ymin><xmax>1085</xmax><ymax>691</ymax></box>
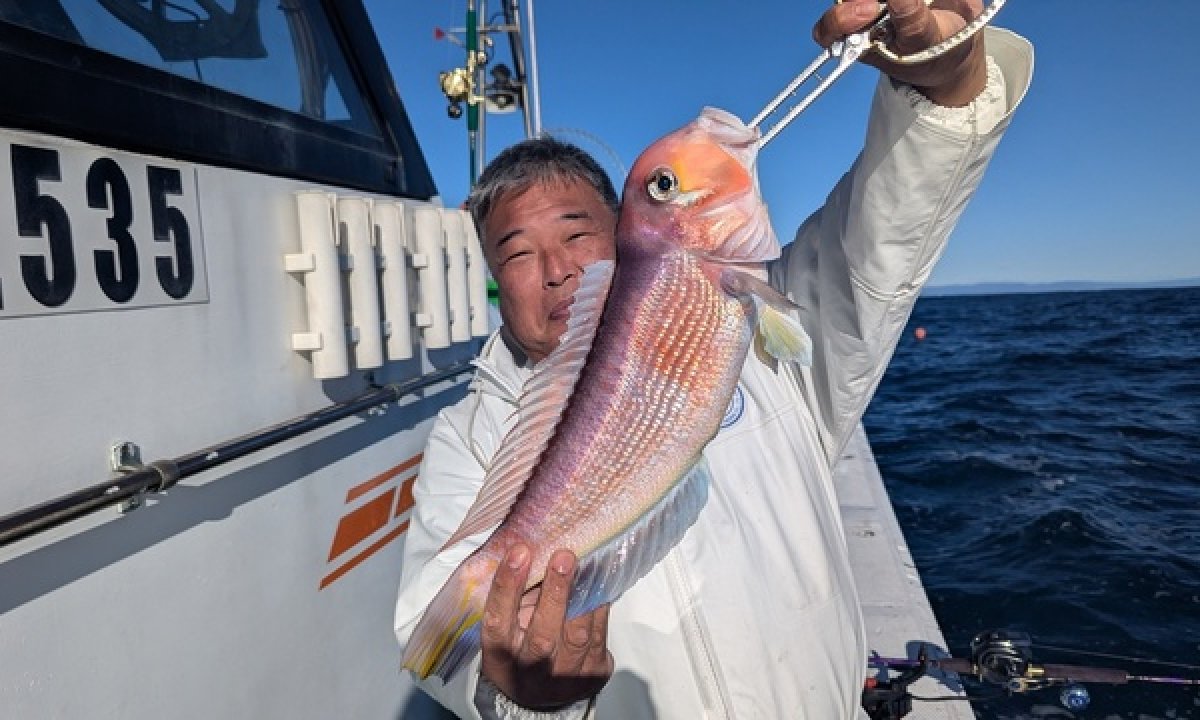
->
<box><xmin>836</xmin><ymin>425</ymin><xmax>976</xmax><ymax>719</ymax></box>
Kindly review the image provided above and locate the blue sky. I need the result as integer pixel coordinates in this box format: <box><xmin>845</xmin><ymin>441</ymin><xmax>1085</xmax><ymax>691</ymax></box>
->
<box><xmin>364</xmin><ymin>1</ymin><xmax>1200</xmax><ymax>286</ymax></box>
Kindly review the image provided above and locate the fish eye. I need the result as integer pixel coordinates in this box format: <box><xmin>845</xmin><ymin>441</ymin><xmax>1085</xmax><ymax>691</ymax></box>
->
<box><xmin>646</xmin><ymin>167</ymin><xmax>679</xmax><ymax>203</ymax></box>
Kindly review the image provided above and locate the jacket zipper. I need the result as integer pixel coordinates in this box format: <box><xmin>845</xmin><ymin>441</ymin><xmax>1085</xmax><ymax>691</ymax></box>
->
<box><xmin>665</xmin><ymin>550</ymin><xmax>732</xmax><ymax>719</ymax></box>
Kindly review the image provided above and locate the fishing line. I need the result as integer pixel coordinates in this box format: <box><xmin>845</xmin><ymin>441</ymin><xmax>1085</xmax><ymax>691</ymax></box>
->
<box><xmin>540</xmin><ymin>126</ymin><xmax>628</xmax><ymax>186</ymax></box>
<box><xmin>1033</xmin><ymin>641</ymin><xmax>1200</xmax><ymax>672</ymax></box>
<box><xmin>1126</xmin><ymin>675</ymin><xmax>1200</xmax><ymax>686</ymax></box>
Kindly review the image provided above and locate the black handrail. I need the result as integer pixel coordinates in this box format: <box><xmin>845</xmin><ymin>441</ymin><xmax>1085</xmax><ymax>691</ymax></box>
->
<box><xmin>0</xmin><ymin>362</ymin><xmax>475</xmax><ymax>549</ymax></box>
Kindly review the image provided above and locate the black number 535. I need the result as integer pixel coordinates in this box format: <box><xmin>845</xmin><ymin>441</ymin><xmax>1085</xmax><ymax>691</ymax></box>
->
<box><xmin>2</xmin><ymin>142</ymin><xmax>207</xmax><ymax>317</ymax></box>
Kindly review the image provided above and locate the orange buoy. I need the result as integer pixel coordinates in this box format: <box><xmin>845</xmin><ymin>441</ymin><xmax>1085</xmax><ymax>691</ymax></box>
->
<box><xmin>914</xmin><ymin>326</ymin><xmax>927</xmax><ymax>341</ymax></box>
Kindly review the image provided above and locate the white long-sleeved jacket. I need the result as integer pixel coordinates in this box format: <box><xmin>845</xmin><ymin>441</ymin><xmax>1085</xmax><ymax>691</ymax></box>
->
<box><xmin>395</xmin><ymin>28</ymin><xmax>1034</xmax><ymax>720</ymax></box>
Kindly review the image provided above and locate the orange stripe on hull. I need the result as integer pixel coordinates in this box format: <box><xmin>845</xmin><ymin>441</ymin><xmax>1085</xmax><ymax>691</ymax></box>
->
<box><xmin>327</xmin><ymin>489</ymin><xmax>396</xmax><ymax>562</ymax></box>
<box><xmin>319</xmin><ymin>520</ymin><xmax>410</xmax><ymax>590</ymax></box>
<box><xmin>395</xmin><ymin>475</ymin><xmax>416</xmax><ymax>518</ymax></box>
<box><xmin>345</xmin><ymin>453</ymin><xmax>423</xmax><ymax>503</ymax></box>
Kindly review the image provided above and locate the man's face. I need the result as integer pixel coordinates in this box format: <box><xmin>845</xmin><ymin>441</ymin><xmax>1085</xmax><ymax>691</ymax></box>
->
<box><xmin>482</xmin><ymin>178</ymin><xmax>616</xmax><ymax>364</ymax></box>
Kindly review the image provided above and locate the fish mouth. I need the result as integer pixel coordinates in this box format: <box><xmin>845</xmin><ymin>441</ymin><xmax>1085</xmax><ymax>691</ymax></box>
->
<box><xmin>674</xmin><ymin>188</ymin><xmax>714</xmax><ymax>207</ymax></box>
<box><xmin>695</xmin><ymin>107</ymin><xmax>760</xmax><ymax>169</ymax></box>
<box><xmin>693</xmin><ymin>108</ymin><xmax>778</xmax><ymax>263</ymax></box>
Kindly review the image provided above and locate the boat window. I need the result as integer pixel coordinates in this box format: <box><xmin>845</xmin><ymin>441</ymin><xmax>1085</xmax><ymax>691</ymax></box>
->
<box><xmin>0</xmin><ymin>0</ymin><xmax>437</xmax><ymax>197</ymax></box>
<box><xmin>0</xmin><ymin>0</ymin><xmax>378</xmax><ymax>136</ymax></box>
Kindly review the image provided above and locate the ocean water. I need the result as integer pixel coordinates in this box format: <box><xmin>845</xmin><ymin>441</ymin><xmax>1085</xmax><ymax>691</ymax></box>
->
<box><xmin>863</xmin><ymin>287</ymin><xmax>1200</xmax><ymax>719</ymax></box>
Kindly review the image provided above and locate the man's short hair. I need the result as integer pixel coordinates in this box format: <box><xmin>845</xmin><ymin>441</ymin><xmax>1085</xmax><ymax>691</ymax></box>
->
<box><xmin>467</xmin><ymin>136</ymin><xmax>619</xmax><ymax>239</ymax></box>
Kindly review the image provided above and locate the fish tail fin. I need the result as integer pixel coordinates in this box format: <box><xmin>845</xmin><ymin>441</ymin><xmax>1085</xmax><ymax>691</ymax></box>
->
<box><xmin>401</xmin><ymin>557</ymin><xmax>493</xmax><ymax>682</ymax></box>
<box><xmin>721</xmin><ymin>269</ymin><xmax>813</xmax><ymax>365</ymax></box>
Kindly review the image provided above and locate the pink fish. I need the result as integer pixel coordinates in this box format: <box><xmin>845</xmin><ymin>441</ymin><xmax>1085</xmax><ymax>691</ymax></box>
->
<box><xmin>403</xmin><ymin>107</ymin><xmax>811</xmax><ymax>680</ymax></box>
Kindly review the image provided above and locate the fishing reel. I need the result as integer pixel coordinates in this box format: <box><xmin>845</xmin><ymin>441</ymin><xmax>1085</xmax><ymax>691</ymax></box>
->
<box><xmin>863</xmin><ymin>632</ymin><xmax>1049</xmax><ymax>719</ymax></box>
<box><xmin>967</xmin><ymin>629</ymin><xmax>1091</xmax><ymax>709</ymax></box>
<box><xmin>439</xmin><ymin>67</ymin><xmax>472</xmax><ymax>118</ymax></box>
<box><xmin>969</xmin><ymin>629</ymin><xmax>1033</xmax><ymax>686</ymax></box>
<box><xmin>870</xmin><ymin>629</ymin><xmax>1199</xmax><ymax>716</ymax></box>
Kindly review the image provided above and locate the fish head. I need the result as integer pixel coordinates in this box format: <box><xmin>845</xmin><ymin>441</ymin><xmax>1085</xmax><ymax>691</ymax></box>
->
<box><xmin>618</xmin><ymin>107</ymin><xmax>778</xmax><ymax>264</ymax></box>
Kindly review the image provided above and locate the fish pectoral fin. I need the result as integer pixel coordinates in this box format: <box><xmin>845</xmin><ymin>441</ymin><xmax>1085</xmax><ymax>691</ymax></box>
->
<box><xmin>757</xmin><ymin>302</ymin><xmax>812</xmax><ymax>365</ymax></box>
<box><xmin>439</xmin><ymin>260</ymin><xmax>615</xmax><ymax>553</ymax></box>
<box><xmin>721</xmin><ymin>269</ymin><xmax>813</xmax><ymax>366</ymax></box>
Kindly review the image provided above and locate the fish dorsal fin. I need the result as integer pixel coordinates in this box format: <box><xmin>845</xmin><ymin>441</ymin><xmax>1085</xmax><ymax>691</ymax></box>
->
<box><xmin>440</xmin><ymin>260</ymin><xmax>615</xmax><ymax>552</ymax></box>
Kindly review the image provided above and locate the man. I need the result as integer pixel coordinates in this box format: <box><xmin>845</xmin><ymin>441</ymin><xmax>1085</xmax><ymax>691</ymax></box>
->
<box><xmin>396</xmin><ymin>0</ymin><xmax>1033</xmax><ymax>717</ymax></box>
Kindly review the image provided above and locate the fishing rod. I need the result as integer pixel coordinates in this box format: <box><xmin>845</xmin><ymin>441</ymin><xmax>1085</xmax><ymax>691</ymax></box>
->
<box><xmin>862</xmin><ymin>629</ymin><xmax>1200</xmax><ymax>719</ymax></box>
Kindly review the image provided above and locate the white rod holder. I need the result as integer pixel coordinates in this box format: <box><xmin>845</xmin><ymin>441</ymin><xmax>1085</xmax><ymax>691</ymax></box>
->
<box><xmin>409</xmin><ymin>204</ymin><xmax>451</xmax><ymax>350</ymax></box>
<box><xmin>337</xmin><ymin>197</ymin><xmax>384</xmax><ymax>369</ymax></box>
<box><xmin>287</xmin><ymin>192</ymin><xmax>349</xmax><ymax>379</ymax></box>
<box><xmin>461</xmin><ymin>209</ymin><xmax>491</xmax><ymax>338</ymax></box>
<box><xmin>440</xmin><ymin>208</ymin><xmax>472</xmax><ymax>344</ymax></box>
<box><xmin>374</xmin><ymin>201</ymin><xmax>414</xmax><ymax>361</ymax></box>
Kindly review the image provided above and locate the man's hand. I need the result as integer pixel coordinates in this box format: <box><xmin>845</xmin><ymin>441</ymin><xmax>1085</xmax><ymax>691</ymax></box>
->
<box><xmin>480</xmin><ymin>544</ymin><xmax>614</xmax><ymax>711</ymax></box>
<box><xmin>814</xmin><ymin>0</ymin><xmax>988</xmax><ymax>107</ymax></box>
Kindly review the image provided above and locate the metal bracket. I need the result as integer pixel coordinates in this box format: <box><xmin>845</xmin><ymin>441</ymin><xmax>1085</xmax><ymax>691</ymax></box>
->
<box><xmin>110</xmin><ymin>441</ymin><xmax>145</xmax><ymax>514</ymax></box>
